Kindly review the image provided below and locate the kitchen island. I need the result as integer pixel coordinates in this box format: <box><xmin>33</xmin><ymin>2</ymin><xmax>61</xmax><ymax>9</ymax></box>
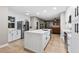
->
<box><xmin>24</xmin><ymin>29</ymin><xmax>51</xmax><ymax>53</ymax></box>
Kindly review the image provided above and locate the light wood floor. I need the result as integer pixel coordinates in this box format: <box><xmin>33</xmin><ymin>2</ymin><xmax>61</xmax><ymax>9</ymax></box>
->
<box><xmin>0</xmin><ymin>34</ymin><xmax>66</xmax><ymax>53</ymax></box>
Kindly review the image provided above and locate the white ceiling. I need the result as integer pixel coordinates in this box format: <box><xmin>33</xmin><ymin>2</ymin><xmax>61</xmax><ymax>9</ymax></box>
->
<box><xmin>8</xmin><ymin>6</ymin><xmax>68</xmax><ymax>20</ymax></box>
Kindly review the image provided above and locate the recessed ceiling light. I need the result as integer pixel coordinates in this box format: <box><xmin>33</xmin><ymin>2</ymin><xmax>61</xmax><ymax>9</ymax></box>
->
<box><xmin>53</xmin><ymin>7</ymin><xmax>57</xmax><ymax>10</ymax></box>
<box><xmin>36</xmin><ymin>12</ymin><xmax>40</xmax><ymax>15</ymax></box>
<box><xmin>43</xmin><ymin>10</ymin><xmax>47</xmax><ymax>13</ymax></box>
<box><xmin>25</xmin><ymin>13</ymin><xmax>30</xmax><ymax>15</ymax></box>
<box><xmin>25</xmin><ymin>11</ymin><xmax>30</xmax><ymax>13</ymax></box>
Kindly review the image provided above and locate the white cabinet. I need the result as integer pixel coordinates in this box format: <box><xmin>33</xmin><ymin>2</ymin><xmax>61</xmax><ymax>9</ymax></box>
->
<box><xmin>16</xmin><ymin>30</ymin><xmax>21</xmax><ymax>39</ymax></box>
<box><xmin>42</xmin><ymin>32</ymin><xmax>50</xmax><ymax>49</ymax></box>
<box><xmin>67</xmin><ymin>16</ymin><xmax>79</xmax><ymax>53</ymax></box>
<box><xmin>8</xmin><ymin>30</ymin><xmax>13</xmax><ymax>42</ymax></box>
<box><xmin>13</xmin><ymin>30</ymin><xmax>17</xmax><ymax>41</ymax></box>
<box><xmin>8</xmin><ymin>29</ymin><xmax>21</xmax><ymax>42</ymax></box>
<box><xmin>71</xmin><ymin>16</ymin><xmax>79</xmax><ymax>53</ymax></box>
<box><xmin>67</xmin><ymin>34</ymin><xmax>72</xmax><ymax>52</ymax></box>
<box><xmin>24</xmin><ymin>29</ymin><xmax>51</xmax><ymax>52</ymax></box>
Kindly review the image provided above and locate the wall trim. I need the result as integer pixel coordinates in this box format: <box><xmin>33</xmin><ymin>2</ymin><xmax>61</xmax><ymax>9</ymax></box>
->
<box><xmin>0</xmin><ymin>43</ymin><xmax>8</xmax><ymax>48</ymax></box>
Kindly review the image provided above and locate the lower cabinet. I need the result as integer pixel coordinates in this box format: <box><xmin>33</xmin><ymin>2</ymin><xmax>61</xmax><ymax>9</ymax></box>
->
<box><xmin>66</xmin><ymin>16</ymin><xmax>79</xmax><ymax>53</ymax></box>
<box><xmin>8</xmin><ymin>31</ymin><xmax>13</xmax><ymax>42</ymax></box>
<box><xmin>24</xmin><ymin>29</ymin><xmax>51</xmax><ymax>53</ymax></box>
<box><xmin>13</xmin><ymin>31</ymin><xmax>17</xmax><ymax>41</ymax></box>
<box><xmin>8</xmin><ymin>29</ymin><xmax>21</xmax><ymax>42</ymax></box>
<box><xmin>52</xmin><ymin>27</ymin><xmax>60</xmax><ymax>34</ymax></box>
<box><xmin>43</xmin><ymin>32</ymin><xmax>50</xmax><ymax>49</ymax></box>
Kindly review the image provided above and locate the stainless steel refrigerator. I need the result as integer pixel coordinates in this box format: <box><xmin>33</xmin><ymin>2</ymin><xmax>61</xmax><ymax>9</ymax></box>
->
<box><xmin>17</xmin><ymin>21</ymin><xmax>29</xmax><ymax>39</ymax></box>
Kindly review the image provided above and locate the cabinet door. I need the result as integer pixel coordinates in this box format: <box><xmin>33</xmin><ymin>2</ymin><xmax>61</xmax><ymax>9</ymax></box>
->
<box><xmin>12</xmin><ymin>30</ymin><xmax>17</xmax><ymax>41</ymax></box>
<box><xmin>8</xmin><ymin>31</ymin><xmax>13</xmax><ymax>42</ymax></box>
<box><xmin>71</xmin><ymin>18</ymin><xmax>79</xmax><ymax>53</ymax></box>
<box><xmin>42</xmin><ymin>34</ymin><xmax>47</xmax><ymax>49</ymax></box>
<box><xmin>16</xmin><ymin>30</ymin><xmax>21</xmax><ymax>39</ymax></box>
<box><xmin>67</xmin><ymin>35</ymin><xmax>72</xmax><ymax>52</ymax></box>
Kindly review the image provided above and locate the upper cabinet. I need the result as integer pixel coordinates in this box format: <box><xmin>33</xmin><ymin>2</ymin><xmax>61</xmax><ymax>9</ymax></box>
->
<box><xmin>75</xmin><ymin>6</ymin><xmax>79</xmax><ymax>17</ymax></box>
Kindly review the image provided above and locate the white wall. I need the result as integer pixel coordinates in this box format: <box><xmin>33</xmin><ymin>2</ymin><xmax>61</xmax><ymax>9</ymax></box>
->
<box><xmin>0</xmin><ymin>7</ymin><xmax>8</xmax><ymax>46</ymax></box>
<box><xmin>60</xmin><ymin>12</ymin><xmax>66</xmax><ymax>39</ymax></box>
<box><xmin>8</xmin><ymin>9</ymin><xmax>28</xmax><ymax>25</ymax></box>
<box><xmin>8</xmin><ymin>8</ymin><xmax>31</xmax><ymax>29</ymax></box>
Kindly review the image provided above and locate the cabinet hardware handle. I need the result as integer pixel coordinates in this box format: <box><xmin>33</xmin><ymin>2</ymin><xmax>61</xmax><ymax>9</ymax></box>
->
<box><xmin>77</xmin><ymin>6</ymin><xmax>78</xmax><ymax>16</ymax></box>
<box><xmin>75</xmin><ymin>24</ymin><xmax>76</xmax><ymax>33</ymax></box>
<box><xmin>75</xmin><ymin>8</ymin><xmax>77</xmax><ymax>17</ymax></box>
<box><xmin>77</xmin><ymin>23</ymin><xmax>78</xmax><ymax>33</ymax></box>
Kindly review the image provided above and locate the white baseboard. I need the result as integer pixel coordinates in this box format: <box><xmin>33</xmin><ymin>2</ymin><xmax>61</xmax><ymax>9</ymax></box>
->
<box><xmin>0</xmin><ymin>43</ymin><xmax>8</xmax><ymax>48</ymax></box>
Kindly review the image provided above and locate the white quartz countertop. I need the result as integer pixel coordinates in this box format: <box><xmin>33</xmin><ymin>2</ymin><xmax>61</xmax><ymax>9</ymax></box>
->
<box><xmin>25</xmin><ymin>29</ymin><xmax>51</xmax><ymax>34</ymax></box>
